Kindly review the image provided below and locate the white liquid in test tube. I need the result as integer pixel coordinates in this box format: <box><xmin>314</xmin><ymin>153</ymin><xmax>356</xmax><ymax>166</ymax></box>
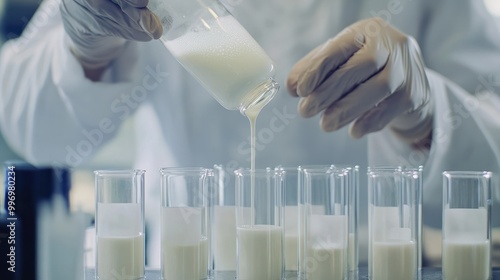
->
<box><xmin>238</xmin><ymin>225</ymin><xmax>283</xmax><ymax>280</ymax></box>
<box><xmin>164</xmin><ymin>16</ymin><xmax>274</xmax><ymax>111</ymax></box>
<box><xmin>442</xmin><ymin>240</ymin><xmax>490</xmax><ymax>280</ymax></box>
<box><xmin>308</xmin><ymin>244</ymin><xmax>346</xmax><ymax>280</ymax></box>
<box><xmin>161</xmin><ymin>207</ymin><xmax>208</xmax><ymax>279</ymax></box>
<box><xmin>162</xmin><ymin>238</ymin><xmax>209</xmax><ymax>280</ymax></box>
<box><xmin>308</xmin><ymin>215</ymin><xmax>347</xmax><ymax>280</ymax></box>
<box><xmin>96</xmin><ymin>202</ymin><xmax>144</xmax><ymax>280</ymax></box>
<box><xmin>214</xmin><ymin>206</ymin><xmax>237</xmax><ymax>270</ymax></box>
<box><xmin>371</xmin><ymin>240</ymin><xmax>417</xmax><ymax>280</ymax></box>
<box><xmin>97</xmin><ymin>235</ymin><xmax>145</xmax><ymax>279</ymax></box>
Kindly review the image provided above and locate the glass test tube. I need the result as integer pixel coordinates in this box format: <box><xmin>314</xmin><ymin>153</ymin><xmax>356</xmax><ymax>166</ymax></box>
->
<box><xmin>368</xmin><ymin>166</ymin><xmax>421</xmax><ymax>280</ymax></box>
<box><xmin>298</xmin><ymin>166</ymin><xmax>349</xmax><ymax>280</ymax></box>
<box><xmin>298</xmin><ymin>165</ymin><xmax>331</xmax><ymax>279</ymax></box>
<box><xmin>148</xmin><ymin>0</ymin><xmax>279</xmax><ymax>115</ymax></box>
<box><xmin>212</xmin><ymin>165</ymin><xmax>237</xmax><ymax>274</ymax></box>
<box><xmin>160</xmin><ymin>167</ymin><xmax>213</xmax><ymax>280</ymax></box>
<box><xmin>235</xmin><ymin>168</ymin><xmax>284</xmax><ymax>280</ymax></box>
<box><xmin>276</xmin><ymin>166</ymin><xmax>300</xmax><ymax>273</ymax></box>
<box><xmin>333</xmin><ymin>165</ymin><xmax>360</xmax><ymax>279</ymax></box>
<box><xmin>95</xmin><ymin>170</ymin><xmax>145</xmax><ymax>280</ymax></box>
<box><xmin>442</xmin><ymin>171</ymin><xmax>492</xmax><ymax>280</ymax></box>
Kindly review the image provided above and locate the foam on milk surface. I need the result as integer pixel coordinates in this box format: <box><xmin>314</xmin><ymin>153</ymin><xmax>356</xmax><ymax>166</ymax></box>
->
<box><xmin>164</xmin><ymin>16</ymin><xmax>274</xmax><ymax>110</ymax></box>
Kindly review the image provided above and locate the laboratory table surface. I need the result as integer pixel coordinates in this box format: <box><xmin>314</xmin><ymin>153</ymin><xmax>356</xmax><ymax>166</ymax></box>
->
<box><xmin>85</xmin><ymin>267</ymin><xmax>500</xmax><ymax>279</ymax></box>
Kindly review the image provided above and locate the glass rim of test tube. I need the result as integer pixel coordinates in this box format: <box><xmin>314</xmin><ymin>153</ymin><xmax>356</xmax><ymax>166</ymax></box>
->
<box><xmin>443</xmin><ymin>170</ymin><xmax>492</xmax><ymax>178</ymax></box>
<box><xmin>94</xmin><ymin>169</ymin><xmax>146</xmax><ymax>176</ymax></box>
<box><xmin>160</xmin><ymin>166</ymin><xmax>211</xmax><ymax>175</ymax></box>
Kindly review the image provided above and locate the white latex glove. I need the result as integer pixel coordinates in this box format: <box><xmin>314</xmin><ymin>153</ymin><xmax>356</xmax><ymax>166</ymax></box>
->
<box><xmin>287</xmin><ymin>17</ymin><xmax>432</xmax><ymax>144</ymax></box>
<box><xmin>60</xmin><ymin>0</ymin><xmax>163</xmax><ymax>69</ymax></box>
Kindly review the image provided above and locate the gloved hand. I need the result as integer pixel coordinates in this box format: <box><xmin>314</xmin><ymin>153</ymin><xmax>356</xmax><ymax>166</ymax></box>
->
<box><xmin>60</xmin><ymin>0</ymin><xmax>163</xmax><ymax>70</ymax></box>
<box><xmin>287</xmin><ymin>17</ymin><xmax>432</xmax><ymax>143</ymax></box>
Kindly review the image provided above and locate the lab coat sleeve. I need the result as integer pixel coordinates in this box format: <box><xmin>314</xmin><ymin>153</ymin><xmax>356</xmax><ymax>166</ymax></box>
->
<box><xmin>0</xmin><ymin>0</ymin><xmax>152</xmax><ymax>166</ymax></box>
<box><xmin>368</xmin><ymin>0</ymin><xmax>500</xmax><ymax>228</ymax></box>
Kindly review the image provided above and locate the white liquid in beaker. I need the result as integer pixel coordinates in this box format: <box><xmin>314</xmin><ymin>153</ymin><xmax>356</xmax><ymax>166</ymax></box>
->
<box><xmin>164</xmin><ymin>15</ymin><xmax>274</xmax><ymax>111</ymax></box>
<box><xmin>307</xmin><ymin>244</ymin><xmax>346</xmax><ymax>280</ymax></box>
<box><xmin>97</xmin><ymin>234</ymin><xmax>144</xmax><ymax>279</ymax></box>
<box><xmin>237</xmin><ymin>225</ymin><xmax>283</xmax><ymax>280</ymax></box>
<box><xmin>162</xmin><ymin>237</ymin><xmax>208</xmax><ymax>280</ymax></box>
<box><xmin>443</xmin><ymin>240</ymin><xmax>490</xmax><ymax>280</ymax></box>
<box><xmin>371</xmin><ymin>240</ymin><xmax>416</xmax><ymax>280</ymax></box>
<box><xmin>214</xmin><ymin>205</ymin><xmax>237</xmax><ymax>271</ymax></box>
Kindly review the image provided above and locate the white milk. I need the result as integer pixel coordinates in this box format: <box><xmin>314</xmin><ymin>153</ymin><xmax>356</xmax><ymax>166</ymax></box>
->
<box><xmin>237</xmin><ymin>225</ymin><xmax>283</xmax><ymax>280</ymax></box>
<box><xmin>164</xmin><ymin>16</ymin><xmax>274</xmax><ymax>110</ymax></box>
<box><xmin>285</xmin><ymin>234</ymin><xmax>299</xmax><ymax>271</ymax></box>
<box><xmin>307</xmin><ymin>244</ymin><xmax>346</xmax><ymax>280</ymax></box>
<box><xmin>161</xmin><ymin>207</ymin><xmax>208</xmax><ymax>278</ymax></box>
<box><xmin>214</xmin><ymin>206</ymin><xmax>237</xmax><ymax>271</ymax></box>
<box><xmin>443</xmin><ymin>240</ymin><xmax>490</xmax><ymax>280</ymax></box>
<box><xmin>371</xmin><ymin>240</ymin><xmax>417</xmax><ymax>280</ymax></box>
<box><xmin>306</xmin><ymin>215</ymin><xmax>348</xmax><ymax>279</ymax></box>
<box><xmin>97</xmin><ymin>234</ymin><xmax>144</xmax><ymax>280</ymax></box>
<box><xmin>245</xmin><ymin>97</ymin><xmax>267</xmax><ymax>227</ymax></box>
<box><xmin>162</xmin><ymin>238</ymin><xmax>208</xmax><ymax>280</ymax></box>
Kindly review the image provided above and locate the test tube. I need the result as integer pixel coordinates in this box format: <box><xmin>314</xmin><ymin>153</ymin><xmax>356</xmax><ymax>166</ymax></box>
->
<box><xmin>368</xmin><ymin>166</ymin><xmax>421</xmax><ymax>280</ymax></box>
<box><xmin>212</xmin><ymin>165</ymin><xmax>237</xmax><ymax>275</ymax></box>
<box><xmin>299</xmin><ymin>166</ymin><xmax>349</xmax><ymax>280</ymax></box>
<box><xmin>442</xmin><ymin>171</ymin><xmax>492</xmax><ymax>280</ymax></box>
<box><xmin>160</xmin><ymin>167</ymin><xmax>213</xmax><ymax>280</ymax></box>
<box><xmin>235</xmin><ymin>168</ymin><xmax>284</xmax><ymax>280</ymax></box>
<box><xmin>95</xmin><ymin>170</ymin><xmax>145</xmax><ymax>280</ymax></box>
<box><xmin>275</xmin><ymin>166</ymin><xmax>300</xmax><ymax>273</ymax></box>
<box><xmin>333</xmin><ymin>165</ymin><xmax>359</xmax><ymax>279</ymax></box>
<box><xmin>297</xmin><ymin>165</ymin><xmax>331</xmax><ymax>279</ymax></box>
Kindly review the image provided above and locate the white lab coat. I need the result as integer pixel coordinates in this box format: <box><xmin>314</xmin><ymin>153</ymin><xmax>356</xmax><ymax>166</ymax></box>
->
<box><xmin>1</xmin><ymin>0</ymin><xmax>500</xmax><ymax>267</ymax></box>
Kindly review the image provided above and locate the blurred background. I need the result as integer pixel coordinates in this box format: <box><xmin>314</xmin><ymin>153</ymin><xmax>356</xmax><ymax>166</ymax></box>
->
<box><xmin>0</xmin><ymin>0</ymin><xmax>138</xmax><ymax>214</ymax></box>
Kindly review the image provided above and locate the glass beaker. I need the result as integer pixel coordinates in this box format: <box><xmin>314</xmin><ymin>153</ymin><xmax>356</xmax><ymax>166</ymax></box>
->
<box><xmin>160</xmin><ymin>167</ymin><xmax>213</xmax><ymax>280</ymax></box>
<box><xmin>235</xmin><ymin>168</ymin><xmax>284</xmax><ymax>280</ymax></box>
<box><xmin>368</xmin><ymin>166</ymin><xmax>421</xmax><ymax>280</ymax></box>
<box><xmin>212</xmin><ymin>164</ymin><xmax>237</xmax><ymax>274</ymax></box>
<box><xmin>299</xmin><ymin>166</ymin><xmax>349</xmax><ymax>280</ymax></box>
<box><xmin>442</xmin><ymin>171</ymin><xmax>492</xmax><ymax>280</ymax></box>
<box><xmin>94</xmin><ymin>170</ymin><xmax>145</xmax><ymax>280</ymax></box>
<box><xmin>148</xmin><ymin>0</ymin><xmax>279</xmax><ymax>115</ymax></box>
